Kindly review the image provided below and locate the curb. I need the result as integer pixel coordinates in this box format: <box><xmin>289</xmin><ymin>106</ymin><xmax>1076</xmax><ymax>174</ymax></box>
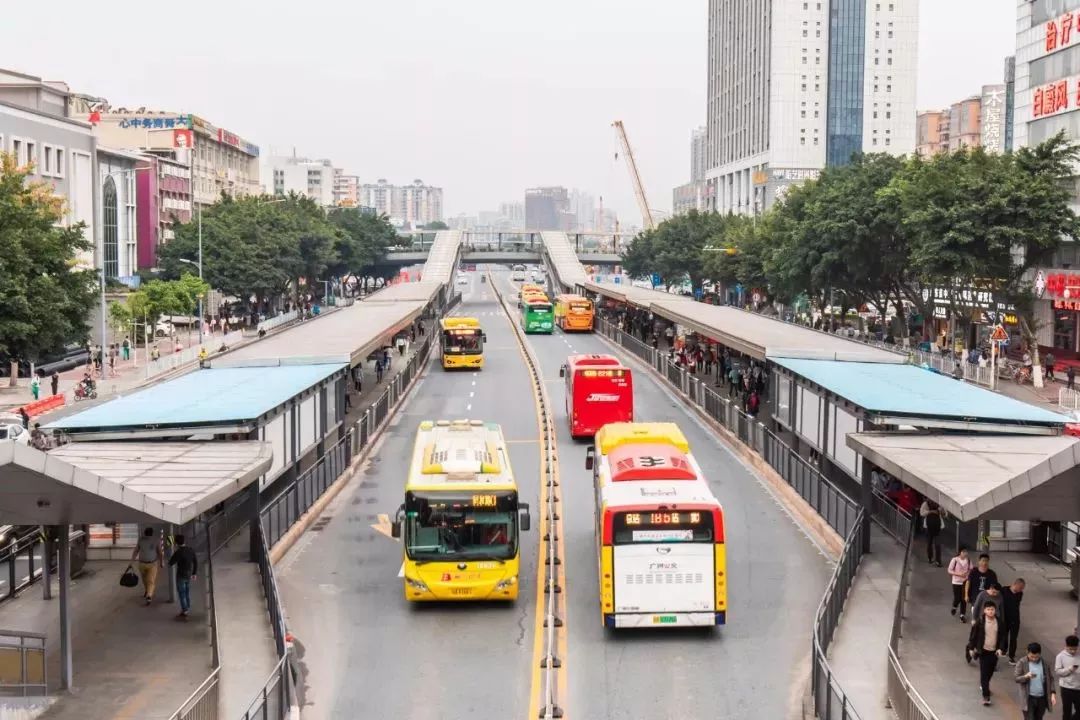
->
<box><xmin>594</xmin><ymin>331</ymin><xmax>844</xmax><ymax>561</ymax></box>
<box><xmin>268</xmin><ymin>347</ymin><xmax>431</xmax><ymax>566</ymax></box>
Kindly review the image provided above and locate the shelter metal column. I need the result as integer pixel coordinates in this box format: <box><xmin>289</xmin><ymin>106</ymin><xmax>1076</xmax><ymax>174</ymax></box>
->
<box><xmin>247</xmin><ymin>483</ymin><xmax>260</xmax><ymax>562</ymax></box>
<box><xmin>58</xmin><ymin>528</ymin><xmax>72</xmax><ymax>689</ymax></box>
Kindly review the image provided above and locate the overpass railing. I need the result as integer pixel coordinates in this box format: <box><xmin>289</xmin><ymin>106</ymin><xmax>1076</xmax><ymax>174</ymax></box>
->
<box><xmin>886</xmin><ymin>524</ymin><xmax>939</xmax><ymax>720</ymax></box>
<box><xmin>595</xmin><ymin>317</ymin><xmax>867</xmax><ymax>719</ymax></box>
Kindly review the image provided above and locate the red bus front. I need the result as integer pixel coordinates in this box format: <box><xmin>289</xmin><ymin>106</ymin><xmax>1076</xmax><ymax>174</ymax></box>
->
<box><xmin>568</xmin><ymin>367</ymin><xmax>633</xmax><ymax>438</ymax></box>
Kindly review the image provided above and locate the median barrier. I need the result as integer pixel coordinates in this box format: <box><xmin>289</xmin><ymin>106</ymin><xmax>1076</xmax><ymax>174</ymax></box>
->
<box><xmin>18</xmin><ymin>394</ymin><xmax>65</xmax><ymax>417</ymax></box>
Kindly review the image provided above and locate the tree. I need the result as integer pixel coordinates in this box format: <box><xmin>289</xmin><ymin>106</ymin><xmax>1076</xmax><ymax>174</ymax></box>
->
<box><xmin>622</xmin><ymin>210</ymin><xmax>735</xmax><ymax>294</ymax></box>
<box><xmin>327</xmin><ymin>208</ymin><xmax>398</xmax><ymax>292</ymax></box>
<box><xmin>422</xmin><ymin>220</ymin><xmax>449</xmax><ymax>230</ymax></box>
<box><xmin>0</xmin><ymin>153</ymin><xmax>98</xmax><ymax>383</ymax></box>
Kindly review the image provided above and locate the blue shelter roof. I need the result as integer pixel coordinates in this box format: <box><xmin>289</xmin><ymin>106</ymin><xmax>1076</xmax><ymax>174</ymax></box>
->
<box><xmin>772</xmin><ymin>358</ymin><xmax>1069</xmax><ymax>427</ymax></box>
<box><xmin>48</xmin><ymin>364</ymin><xmax>344</xmax><ymax>432</ymax></box>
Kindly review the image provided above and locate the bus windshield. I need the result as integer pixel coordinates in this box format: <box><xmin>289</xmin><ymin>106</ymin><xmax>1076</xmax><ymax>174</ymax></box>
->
<box><xmin>443</xmin><ymin>329</ymin><xmax>483</xmax><ymax>355</ymax></box>
<box><xmin>526</xmin><ymin>303</ymin><xmax>552</xmax><ymax>313</ymax></box>
<box><xmin>404</xmin><ymin>491</ymin><xmax>518</xmax><ymax>561</ymax></box>
<box><xmin>612</xmin><ymin>510</ymin><xmax>715</xmax><ymax>544</ymax></box>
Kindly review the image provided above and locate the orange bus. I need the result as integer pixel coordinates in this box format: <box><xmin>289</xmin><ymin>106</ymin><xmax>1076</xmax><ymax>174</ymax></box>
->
<box><xmin>554</xmin><ymin>294</ymin><xmax>595</xmax><ymax>332</ymax></box>
<box><xmin>559</xmin><ymin>354</ymin><xmax>633</xmax><ymax>438</ymax></box>
<box><xmin>586</xmin><ymin>422</ymin><xmax>727</xmax><ymax>629</ymax></box>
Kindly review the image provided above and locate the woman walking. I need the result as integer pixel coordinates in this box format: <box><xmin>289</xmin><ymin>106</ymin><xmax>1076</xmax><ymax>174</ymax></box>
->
<box><xmin>948</xmin><ymin>545</ymin><xmax>971</xmax><ymax>622</ymax></box>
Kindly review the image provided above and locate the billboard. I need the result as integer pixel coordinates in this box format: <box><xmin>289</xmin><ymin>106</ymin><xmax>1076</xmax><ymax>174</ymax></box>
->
<box><xmin>980</xmin><ymin>84</ymin><xmax>1006</xmax><ymax>154</ymax></box>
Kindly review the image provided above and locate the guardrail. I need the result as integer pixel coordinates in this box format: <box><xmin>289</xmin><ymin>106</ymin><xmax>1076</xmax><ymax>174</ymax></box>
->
<box><xmin>167</xmin><ymin>668</ymin><xmax>219</xmax><ymax>720</ymax></box>
<box><xmin>812</xmin><ymin>512</ymin><xmax>866</xmax><ymax>720</ymax></box>
<box><xmin>870</xmin><ymin>490</ymin><xmax>913</xmax><ymax>543</ymax></box>
<box><xmin>0</xmin><ymin>629</ymin><xmax>47</xmax><ymax>696</ymax></box>
<box><xmin>0</xmin><ymin>529</ymin><xmax>87</xmax><ymax>606</ymax></box>
<box><xmin>886</xmin><ymin>524</ymin><xmax>939</xmax><ymax>720</ymax></box>
<box><xmin>595</xmin><ymin>317</ymin><xmax>868</xmax><ymax>719</ymax></box>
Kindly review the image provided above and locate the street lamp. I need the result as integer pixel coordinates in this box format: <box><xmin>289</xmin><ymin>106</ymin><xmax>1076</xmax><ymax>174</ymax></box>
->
<box><xmin>177</xmin><ymin>257</ymin><xmax>203</xmax><ymax>344</ymax></box>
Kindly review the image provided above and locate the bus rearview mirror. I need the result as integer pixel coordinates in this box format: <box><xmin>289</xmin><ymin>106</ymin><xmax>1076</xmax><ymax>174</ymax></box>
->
<box><xmin>390</xmin><ymin>521</ymin><xmax>401</xmax><ymax>539</ymax></box>
<box><xmin>585</xmin><ymin>446</ymin><xmax>595</xmax><ymax>470</ymax></box>
<box><xmin>519</xmin><ymin>504</ymin><xmax>531</xmax><ymax>532</ymax></box>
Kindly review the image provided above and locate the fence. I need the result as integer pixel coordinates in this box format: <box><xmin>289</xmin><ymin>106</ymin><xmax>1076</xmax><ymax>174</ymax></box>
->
<box><xmin>1060</xmin><ymin>387</ymin><xmax>1080</xmax><ymax>413</ymax></box>
<box><xmin>143</xmin><ymin>329</ymin><xmax>245</xmax><ymax>381</ymax></box>
<box><xmin>885</xmin><ymin>524</ymin><xmax>938</xmax><ymax>720</ymax></box>
<box><xmin>811</xmin><ymin>512</ymin><xmax>866</xmax><ymax>720</ymax></box>
<box><xmin>595</xmin><ymin>317</ymin><xmax>868</xmax><ymax>719</ymax></box>
<box><xmin>870</xmin><ymin>490</ymin><xmax>913</xmax><ymax>543</ymax></box>
<box><xmin>0</xmin><ymin>529</ymin><xmax>87</xmax><ymax>606</ymax></box>
<box><xmin>0</xmin><ymin>629</ymin><xmax>46</xmax><ymax>696</ymax></box>
<box><xmin>167</xmin><ymin>670</ymin><xmax>219</xmax><ymax>720</ymax></box>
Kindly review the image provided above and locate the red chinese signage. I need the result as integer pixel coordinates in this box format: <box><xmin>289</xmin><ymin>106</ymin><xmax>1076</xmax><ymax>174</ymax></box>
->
<box><xmin>1055</xmin><ymin>299</ymin><xmax>1080</xmax><ymax>311</ymax></box>
<box><xmin>217</xmin><ymin>128</ymin><xmax>240</xmax><ymax>148</ymax></box>
<box><xmin>1047</xmin><ymin>11</ymin><xmax>1080</xmax><ymax>53</ymax></box>
<box><xmin>1045</xmin><ymin>272</ymin><xmax>1080</xmax><ymax>299</ymax></box>
<box><xmin>1033</xmin><ymin>78</ymin><xmax>1073</xmax><ymax>118</ymax></box>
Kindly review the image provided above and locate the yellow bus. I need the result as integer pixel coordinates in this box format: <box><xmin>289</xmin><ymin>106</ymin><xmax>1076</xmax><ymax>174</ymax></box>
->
<box><xmin>517</xmin><ymin>283</ymin><xmax>545</xmax><ymax>307</ymax></box>
<box><xmin>392</xmin><ymin>420</ymin><xmax>531</xmax><ymax>601</ymax></box>
<box><xmin>586</xmin><ymin>422</ymin><xmax>727</xmax><ymax>629</ymax></box>
<box><xmin>554</xmin><ymin>294</ymin><xmax>595</xmax><ymax>332</ymax></box>
<box><xmin>440</xmin><ymin>317</ymin><xmax>486</xmax><ymax>369</ymax></box>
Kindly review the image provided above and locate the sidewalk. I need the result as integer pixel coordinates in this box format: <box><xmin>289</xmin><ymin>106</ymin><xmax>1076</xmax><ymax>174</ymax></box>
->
<box><xmin>0</xmin><ymin>560</ymin><xmax>210</xmax><ymax>719</ymax></box>
<box><xmin>898</xmin><ymin>550</ymin><xmax>1075</xmax><ymax>717</ymax></box>
<box><xmin>826</xmin><ymin>524</ymin><xmax>905</xmax><ymax>720</ymax></box>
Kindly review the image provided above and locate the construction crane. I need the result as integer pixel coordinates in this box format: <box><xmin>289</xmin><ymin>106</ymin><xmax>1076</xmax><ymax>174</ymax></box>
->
<box><xmin>612</xmin><ymin>120</ymin><xmax>655</xmax><ymax>230</ymax></box>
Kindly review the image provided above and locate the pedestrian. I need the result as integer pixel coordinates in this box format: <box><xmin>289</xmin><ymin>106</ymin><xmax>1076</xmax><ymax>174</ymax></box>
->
<box><xmin>168</xmin><ymin>534</ymin><xmax>198</xmax><ymax>620</ymax></box>
<box><xmin>50</xmin><ymin>371</ymin><xmax>59</xmax><ymax>397</ymax></box>
<box><xmin>966</xmin><ymin>553</ymin><xmax>999</xmax><ymax>611</ymax></box>
<box><xmin>130</xmin><ymin>527</ymin><xmax>161</xmax><ymax>606</ymax></box>
<box><xmin>383</xmin><ymin>347</ymin><xmax>391</xmax><ymax>368</ymax></box>
<box><xmin>1069</xmin><ymin>365</ymin><xmax>1077</xmax><ymax>392</ymax></box>
<box><xmin>375</xmin><ymin>358</ymin><xmax>384</xmax><ymax>383</ymax></box>
<box><xmin>29</xmin><ymin>373</ymin><xmax>40</xmax><ymax>401</ymax></box>
<box><xmin>121</xmin><ymin>337</ymin><xmax>130</xmax><ymax>361</ymax></box>
<box><xmin>923</xmin><ymin>500</ymin><xmax>943</xmax><ymax>566</ymax></box>
<box><xmin>1017</xmin><ymin>642</ymin><xmax>1057</xmax><ymax>720</ymax></box>
<box><xmin>952</xmin><ymin>361</ymin><xmax>964</xmax><ymax>381</ymax></box>
<box><xmin>972</xmin><ymin>583</ymin><xmax>1004</xmax><ymax>626</ymax></box>
<box><xmin>396</xmin><ymin>336</ymin><xmax>406</xmax><ymax>357</ymax></box>
<box><xmin>1046</xmin><ymin>352</ymin><xmax>1057</xmax><ymax>382</ymax></box>
<box><xmin>108</xmin><ymin>345</ymin><xmax>117</xmax><ymax>376</ymax></box>
<box><xmin>948</xmin><ymin>545</ymin><xmax>971</xmax><ymax>621</ymax></box>
<box><xmin>1003</xmin><ymin>578</ymin><xmax>1026</xmax><ymax>664</ymax></box>
<box><xmin>353</xmin><ymin>365</ymin><xmax>363</xmax><ymax>393</ymax></box>
<box><xmin>747</xmin><ymin>390</ymin><xmax>760</xmax><ymax>417</ymax></box>
<box><xmin>18</xmin><ymin>408</ymin><xmax>28</xmax><ymax>429</ymax></box>
<box><xmin>151</xmin><ymin>345</ymin><xmax>160</xmax><ymax>362</ymax></box>
<box><xmin>1055</xmin><ymin>636</ymin><xmax>1080</xmax><ymax>718</ymax></box>
<box><xmin>198</xmin><ymin>347</ymin><xmax>208</xmax><ymax>368</ymax></box>
<box><xmin>968</xmin><ymin>602</ymin><xmax>1007</xmax><ymax>706</ymax></box>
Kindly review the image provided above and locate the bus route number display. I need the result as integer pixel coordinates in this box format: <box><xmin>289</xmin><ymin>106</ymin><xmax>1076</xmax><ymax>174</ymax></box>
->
<box><xmin>624</xmin><ymin>511</ymin><xmax>702</xmax><ymax>526</ymax></box>
<box><xmin>472</xmin><ymin>494</ymin><xmax>498</xmax><ymax>508</ymax></box>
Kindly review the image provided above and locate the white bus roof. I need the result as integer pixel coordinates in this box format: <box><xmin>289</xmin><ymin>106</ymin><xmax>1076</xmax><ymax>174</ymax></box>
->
<box><xmin>599</xmin><ymin>478</ymin><xmax>720</xmax><ymax>511</ymax></box>
<box><xmin>406</xmin><ymin>419</ymin><xmax>515</xmax><ymax>489</ymax></box>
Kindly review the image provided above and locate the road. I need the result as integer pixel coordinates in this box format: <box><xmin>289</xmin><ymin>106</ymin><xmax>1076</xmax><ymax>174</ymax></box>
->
<box><xmin>492</xmin><ymin>269</ymin><xmax>832</xmax><ymax>720</ymax></box>
<box><xmin>276</xmin><ymin>266</ymin><xmax>832</xmax><ymax>720</ymax></box>
<box><xmin>276</xmin><ymin>273</ymin><xmax>541</xmax><ymax>720</ymax></box>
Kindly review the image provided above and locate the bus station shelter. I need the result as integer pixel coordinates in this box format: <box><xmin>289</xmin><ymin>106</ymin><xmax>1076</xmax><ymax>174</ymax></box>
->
<box><xmin>0</xmin><ymin>439</ymin><xmax>272</xmax><ymax>690</ymax></box>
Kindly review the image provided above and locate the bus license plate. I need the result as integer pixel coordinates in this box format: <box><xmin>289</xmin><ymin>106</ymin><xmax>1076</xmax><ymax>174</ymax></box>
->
<box><xmin>452</xmin><ymin>588</ymin><xmax>473</xmax><ymax>596</ymax></box>
<box><xmin>652</xmin><ymin>615</ymin><xmax>677</xmax><ymax>625</ymax></box>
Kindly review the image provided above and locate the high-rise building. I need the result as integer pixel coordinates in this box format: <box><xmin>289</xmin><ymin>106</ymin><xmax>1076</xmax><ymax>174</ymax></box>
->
<box><xmin>263</xmin><ymin>155</ymin><xmax>337</xmax><ymax>206</ymax></box>
<box><xmin>916</xmin><ymin>87</ymin><xmax>1007</xmax><ymax>157</ymax></box>
<box><xmin>499</xmin><ymin>201</ymin><xmax>525</xmax><ymax>226</ymax></box>
<box><xmin>1004</xmin><ymin>56</ymin><xmax>1016</xmax><ymax>152</ymax></box>
<box><xmin>705</xmin><ymin>0</ymin><xmax>918</xmax><ymax>214</ymax></box>
<box><xmin>525</xmin><ymin>186</ymin><xmax>569</xmax><ymax>230</ymax></box>
<box><xmin>135</xmin><ymin>155</ymin><xmax>191</xmax><ymax>271</ymax></box>
<box><xmin>358</xmin><ymin>178</ymin><xmax>443</xmax><ymax>227</ymax></box>
<box><xmin>333</xmin><ymin>169</ymin><xmax>360</xmax><ymax>207</ymax></box>
<box><xmin>673</xmin><ymin>126</ymin><xmax>709</xmax><ymax>215</ymax></box>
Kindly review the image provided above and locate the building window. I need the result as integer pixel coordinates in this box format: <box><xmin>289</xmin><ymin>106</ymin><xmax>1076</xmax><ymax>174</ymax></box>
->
<box><xmin>103</xmin><ymin>177</ymin><xmax>119</xmax><ymax>280</ymax></box>
<box><xmin>873</xmin><ymin>111</ymin><xmax>879</xmax><ymax>119</ymax></box>
<box><xmin>54</xmin><ymin>148</ymin><xmax>64</xmax><ymax>178</ymax></box>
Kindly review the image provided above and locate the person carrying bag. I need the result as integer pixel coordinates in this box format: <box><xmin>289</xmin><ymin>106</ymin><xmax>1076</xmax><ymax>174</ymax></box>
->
<box><xmin>119</xmin><ymin>565</ymin><xmax>139</xmax><ymax>588</ymax></box>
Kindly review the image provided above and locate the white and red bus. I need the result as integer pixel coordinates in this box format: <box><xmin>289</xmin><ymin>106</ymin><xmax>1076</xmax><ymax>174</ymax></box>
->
<box><xmin>585</xmin><ymin>422</ymin><xmax>727</xmax><ymax>629</ymax></box>
<box><xmin>559</xmin><ymin>354</ymin><xmax>633</xmax><ymax>439</ymax></box>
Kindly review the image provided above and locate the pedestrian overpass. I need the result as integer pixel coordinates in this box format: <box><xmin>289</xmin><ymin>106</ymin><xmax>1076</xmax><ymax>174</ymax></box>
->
<box><xmin>376</xmin><ymin>229</ymin><xmax>624</xmax><ymax>273</ymax></box>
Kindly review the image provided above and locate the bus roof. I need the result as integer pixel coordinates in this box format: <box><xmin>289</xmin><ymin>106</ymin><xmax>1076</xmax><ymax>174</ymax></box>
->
<box><xmin>441</xmin><ymin>317</ymin><xmax>482</xmax><ymax>330</ymax></box>
<box><xmin>596</xmin><ymin>422</ymin><xmax>690</xmax><ymax>455</ymax></box>
<box><xmin>556</xmin><ymin>294</ymin><xmax>590</xmax><ymax>304</ymax></box>
<box><xmin>522</xmin><ymin>283</ymin><xmax>544</xmax><ymax>292</ymax></box>
<box><xmin>567</xmin><ymin>354</ymin><xmax>623</xmax><ymax>370</ymax></box>
<box><xmin>600</xmin><ymin>477</ymin><xmax>721</xmax><ymax>512</ymax></box>
<box><xmin>606</xmin><ymin>443</ymin><xmax>698</xmax><ymax>482</ymax></box>
<box><xmin>406</xmin><ymin>420</ymin><xmax>516</xmax><ymax>491</ymax></box>
<box><xmin>524</xmin><ymin>297</ymin><xmax>551</xmax><ymax>306</ymax></box>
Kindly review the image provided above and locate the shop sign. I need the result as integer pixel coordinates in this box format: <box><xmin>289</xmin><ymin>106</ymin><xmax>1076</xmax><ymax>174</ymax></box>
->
<box><xmin>116</xmin><ymin>114</ymin><xmax>191</xmax><ymax>130</ymax></box>
<box><xmin>771</xmin><ymin>168</ymin><xmax>821</xmax><ymax>182</ymax></box>
<box><xmin>1045</xmin><ymin>10</ymin><xmax>1080</xmax><ymax>54</ymax></box>
<box><xmin>981</xmin><ymin>85</ymin><xmax>1006</xmax><ymax>153</ymax></box>
<box><xmin>218</xmin><ymin>129</ymin><xmax>240</xmax><ymax>148</ymax></box>
<box><xmin>1055</xmin><ymin>299</ymin><xmax>1080</xmax><ymax>311</ymax></box>
<box><xmin>1039</xmin><ymin>271</ymin><xmax>1080</xmax><ymax>299</ymax></box>
<box><xmin>172</xmin><ymin>129</ymin><xmax>194</xmax><ymax>148</ymax></box>
<box><xmin>921</xmin><ymin>286</ymin><xmax>1012</xmax><ymax>311</ymax></box>
<box><xmin>1031</xmin><ymin>75</ymin><xmax>1080</xmax><ymax>119</ymax></box>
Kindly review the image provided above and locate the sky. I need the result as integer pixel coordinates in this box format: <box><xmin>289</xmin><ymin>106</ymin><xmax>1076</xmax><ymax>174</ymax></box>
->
<box><xmin>4</xmin><ymin>0</ymin><xmax>1016</xmax><ymax>224</ymax></box>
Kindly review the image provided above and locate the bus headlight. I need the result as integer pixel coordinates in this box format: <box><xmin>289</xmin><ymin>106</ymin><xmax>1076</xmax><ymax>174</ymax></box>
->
<box><xmin>494</xmin><ymin>576</ymin><xmax>517</xmax><ymax>590</ymax></box>
<box><xmin>405</xmin><ymin>577</ymin><xmax>429</xmax><ymax>592</ymax></box>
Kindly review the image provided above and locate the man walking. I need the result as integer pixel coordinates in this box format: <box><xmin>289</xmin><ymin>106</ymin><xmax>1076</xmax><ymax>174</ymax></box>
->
<box><xmin>948</xmin><ymin>545</ymin><xmax>971</xmax><ymax>621</ymax></box>
<box><xmin>353</xmin><ymin>365</ymin><xmax>363</xmax><ymax>393</ymax></box>
<box><xmin>966</xmin><ymin>553</ymin><xmax>999</xmax><ymax>612</ymax></box>
<box><xmin>168</xmin><ymin>534</ymin><xmax>198</xmax><ymax>620</ymax></box>
<box><xmin>972</xmin><ymin>583</ymin><xmax>1004</xmax><ymax>626</ymax></box>
<box><xmin>130</xmin><ymin>528</ymin><xmax>161</xmax><ymax>606</ymax></box>
<box><xmin>923</xmin><ymin>500</ymin><xmax>943</xmax><ymax>566</ymax></box>
<box><xmin>50</xmin><ymin>372</ymin><xmax>59</xmax><ymax>397</ymax></box>
<box><xmin>1016</xmin><ymin>642</ymin><xmax>1057</xmax><ymax>720</ymax></box>
<box><xmin>1069</xmin><ymin>365</ymin><xmax>1076</xmax><ymax>392</ymax></box>
<box><xmin>1055</xmin><ymin>635</ymin><xmax>1080</xmax><ymax>718</ymax></box>
<box><xmin>375</xmin><ymin>358</ymin><xmax>384</xmax><ymax>384</ymax></box>
<box><xmin>969</xmin><ymin>603</ymin><xmax>1007</xmax><ymax>706</ymax></box>
<box><xmin>1002</xmin><ymin>578</ymin><xmax>1026</xmax><ymax>664</ymax></box>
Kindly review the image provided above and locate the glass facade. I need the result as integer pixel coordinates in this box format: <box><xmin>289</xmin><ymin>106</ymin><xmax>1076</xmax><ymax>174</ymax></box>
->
<box><xmin>1033</xmin><ymin>0</ymin><xmax>1080</xmax><ymax>25</ymax></box>
<box><xmin>102</xmin><ymin>177</ymin><xmax>119</xmax><ymax>280</ymax></box>
<box><xmin>826</xmin><ymin>0</ymin><xmax>866</xmax><ymax>166</ymax></box>
<box><xmin>1030</xmin><ymin>44</ymin><xmax>1080</xmax><ymax>86</ymax></box>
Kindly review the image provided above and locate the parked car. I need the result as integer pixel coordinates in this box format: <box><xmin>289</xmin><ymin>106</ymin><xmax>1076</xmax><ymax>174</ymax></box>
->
<box><xmin>0</xmin><ymin>344</ymin><xmax>90</xmax><ymax>378</ymax></box>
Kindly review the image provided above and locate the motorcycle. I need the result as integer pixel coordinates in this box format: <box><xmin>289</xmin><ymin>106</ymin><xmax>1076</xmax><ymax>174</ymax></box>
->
<box><xmin>73</xmin><ymin>381</ymin><xmax>97</xmax><ymax>401</ymax></box>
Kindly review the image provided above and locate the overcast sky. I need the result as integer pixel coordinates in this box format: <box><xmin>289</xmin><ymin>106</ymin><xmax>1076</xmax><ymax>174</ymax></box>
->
<box><xmin>5</xmin><ymin>0</ymin><xmax>1015</xmax><ymax>224</ymax></box>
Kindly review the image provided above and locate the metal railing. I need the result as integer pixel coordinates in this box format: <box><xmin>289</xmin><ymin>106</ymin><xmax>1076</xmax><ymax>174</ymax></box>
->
<box><xmin>1060</xmin><ymin>387</ymin><xmax>1080</xmax><ymax>413</ymax></box>
<box><xmin>168</xmin><ymin>669</ymin><xmax>219</xmax><ymax>720</ymax></box>
<box><xmin>239</xmin><ymin>658</ymin><xmax>290</xmax><ymax>720</ymax></box>
<box><xmin>0</xmin><ymin>629</ymin><xmax>46</xmax><ymax>696</ymax></box>
<box><xmin>886</xmin><ymin>524</ymin><xmax>939</xmax><ymax>720</ymax></box>
<box><xmin>0</xmin><ymin>529</ymin><xmax>87</xmax><ymax>606</ymax></box>
<box><xmin>812</xmin><ymin>512</ymin><xmax>866</xmax><ymax>720</ymax></box>
<box><xmin>870</xmin><ymin>490</ymin><xmax>914</xmax><ymax>543</ymax></box>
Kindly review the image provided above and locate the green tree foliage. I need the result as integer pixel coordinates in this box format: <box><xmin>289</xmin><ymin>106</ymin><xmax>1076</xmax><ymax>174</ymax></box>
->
<box><xmin>0</xmin><ymin>153</ymin><xmax>98</xmax><ymax>377</ymax></box>
<box><xmin>327</xmin><ymin>208</ymin><xmax>399</xmax><ymax>288</ymax></box>
<box><xmin>422</xmin><ymin>220</ymin><xmax>449</xmax><ymax>230</ymax></box>
<box><xmin>623</xmin><ymin>210</ymin><xmax>739</xmax><ymax>293</ymax></box>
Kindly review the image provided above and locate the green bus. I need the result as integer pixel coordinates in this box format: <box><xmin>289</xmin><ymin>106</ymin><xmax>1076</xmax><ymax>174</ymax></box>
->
<box><xmin>521</xmin><ymin>298</ymin><xmax>554</xmax><ymax>334</ymax></box>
